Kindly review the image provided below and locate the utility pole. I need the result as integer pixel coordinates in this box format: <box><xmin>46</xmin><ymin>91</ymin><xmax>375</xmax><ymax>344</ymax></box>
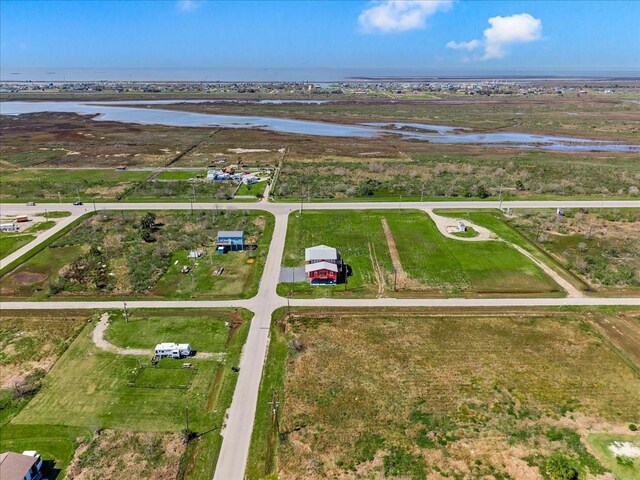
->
<box><xmin>57</xmin><ymin>191</ymin><xmax>62</xmax><ymax>204</ymax></box>
<box><xmin>93</xmin><ymin>198</ymin><xmax>96</xmax><ymax>212</ymax></box>
<box><xmin>300</xmin><ymin>186</ymin><xmax>304</xmax><ymax>215</ymax></box>
<box><xmin>185</xmin><ymin>405</ymin><xmax>190</xmax><ymax>436</ymax></box>
<box><xmin>287</xmin><ymin>292</ymin><xmax>291</xmax><ymax>316</ymax></box>
<box><xmin>344</xmin><ymin>266</ymin><xmax>348</xmax><ymax>291</ymax></box>
<box><xmin>123</xmin><ymin>301</ymin><xmax>129</xmax><ymax>323</ymax></box>
<box><xmin>394</xmin><ymin>269</ymin><xmax>397</xmax><ymax>292</ymax></box>
<box><xmin>498</xmin><ymin>183</ymin><xmax>504</xmax><ymax>211</ymax></box>
<box><xmin>421</xmin><ymin>183</ymin><xmax>425</xmax><ymax>203</ymax></box>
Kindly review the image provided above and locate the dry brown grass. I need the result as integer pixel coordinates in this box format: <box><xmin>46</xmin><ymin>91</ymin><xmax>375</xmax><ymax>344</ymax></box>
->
<box><xmin>272</xmin><ymin>309</ymin><xmax>640</xmax><ymax>479</ymax></box>
<box><xmin>65</xmin><ymin>430</ymin><xmax>185</xmax><ymax>480</ymax></box>
<box><xmin>0</xmin><ymin>311</ymin><xmax>89</xmax><ymax>389</ymax></box>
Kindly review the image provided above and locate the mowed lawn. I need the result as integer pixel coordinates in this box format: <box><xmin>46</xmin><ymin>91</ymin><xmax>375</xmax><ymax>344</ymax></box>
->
<box><xmin>247</xmin><ymin>308</ymin><xmax>640</xmax><ymax>480</ymax></box>
<box><xmin>10</xmin><ymin>308</ymin><xmax>251</xmax><ymax>480</ymax></box>
<box><xmin>105</xmin><ymin>308</ymin><xmax>236</xmax><ymax>352</ymax></box>
<box><xmin>0</xmin><ymin>233</ymin><xmax>35</xmax><ymax>260</ymax></box>
<box><xmin>280</xmin><ymin>210</ymin><xmax>560</xmax><ymax>298</ymax></box>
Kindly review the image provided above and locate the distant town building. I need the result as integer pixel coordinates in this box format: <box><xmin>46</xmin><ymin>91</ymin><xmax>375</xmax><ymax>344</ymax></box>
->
<box><xmin>305</xmin><ymin>244</ymin><xmax>342</xmax><ymax>285</ymax></box>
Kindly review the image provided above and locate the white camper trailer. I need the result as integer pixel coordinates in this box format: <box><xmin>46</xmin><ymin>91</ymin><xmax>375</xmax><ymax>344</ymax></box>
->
<box><xmin>154</xmin><ymin>343</ymin><xmax>192</xmax><ymax>359</ymax></box>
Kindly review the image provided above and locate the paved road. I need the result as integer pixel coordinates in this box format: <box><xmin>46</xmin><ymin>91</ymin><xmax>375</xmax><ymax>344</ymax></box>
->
<box><xmin>2</xmin><ymin>199</ymin><xmax>639</xmax><ymax>218</ymax></box>
<box><xmin>1</xmin><ymin>198</ymin><xmax>639</xmax><ymax>480</ymax></box>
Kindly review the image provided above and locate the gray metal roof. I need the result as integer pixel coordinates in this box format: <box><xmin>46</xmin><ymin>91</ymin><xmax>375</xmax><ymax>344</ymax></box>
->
<box><xmin>217</xmin><ymin>230</ymin><xmax>244</xmax><ymax>238</ymax></box>
<box><xmin>305</xmin><ymin>244</ymin><xmax>337</xmax><ymax>261</ymax></box>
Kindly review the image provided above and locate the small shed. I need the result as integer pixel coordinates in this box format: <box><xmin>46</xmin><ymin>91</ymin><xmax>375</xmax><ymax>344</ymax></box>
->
<box><xmin>155</xmin><ymin>343</ymin><xmax>192</xmax><ymax>359</ymax></box>
<box><xmin>216</xmin><ymin>230</ymin><xmax>244</xmax><ymax>254</ymax></box>
<box><xmin>457</xmin><ymin>221</ymin><xmax>466</xmax><ymax>232</ymax></box>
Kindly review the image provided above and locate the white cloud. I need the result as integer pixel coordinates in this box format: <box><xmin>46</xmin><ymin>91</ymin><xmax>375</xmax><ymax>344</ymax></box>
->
<box><xmin>447</xmin><ymin>13</ymin><xmax>542</xmax><ymax>60</ymax></box>
<box><xmin>177</xmin><ymin>0</ymin><xmax>200</xmax><ymax>12</ymax></box>
<box><xmin>446</xmin><ymin>39</ymin><xmax>480</xmax><ymax>51</ymax></box>
<box><xmin>359</xmin><ymin>0</ymin><xmax>453</xmax><ymax>34</ymax></box>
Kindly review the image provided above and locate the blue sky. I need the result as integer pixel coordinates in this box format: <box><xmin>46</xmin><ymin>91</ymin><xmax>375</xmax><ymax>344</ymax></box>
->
<box><xmin>1</xmin><ymin>0</ymin><xmax>639</xmax><ymax>75</ymax></box>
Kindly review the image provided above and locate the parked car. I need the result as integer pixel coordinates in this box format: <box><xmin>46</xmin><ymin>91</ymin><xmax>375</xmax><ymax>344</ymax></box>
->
<box><xmin>26</xmin><ymin>202</ymin><xmax>36</xmax><ymax>206</ymax></box>
<box><xmin>73</xmin><ymin>201</ymin><xmax>83</xmax><ymax>206</ymax></box>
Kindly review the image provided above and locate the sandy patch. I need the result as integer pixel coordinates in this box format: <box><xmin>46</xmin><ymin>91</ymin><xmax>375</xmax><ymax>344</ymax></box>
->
<box><xmin>11</xmin><ymin>272</ymin><xmax>46</xmax><ymax>284</ymax></box>
<box><xmin>228</xmin><ymin>148</ymin><xmax>271</xmax><ymax>153</ymax></box>
<box><xmin>609</xmin><ymin>441</ymin><xmax>640</xmax><ymax>457</ymax></box>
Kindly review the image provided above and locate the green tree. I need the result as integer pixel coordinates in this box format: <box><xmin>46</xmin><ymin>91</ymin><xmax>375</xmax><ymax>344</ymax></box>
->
<box><xmin>139</xmin><ymin>212</ymin><xmax>157</xmax><ymax>243</ymax></box>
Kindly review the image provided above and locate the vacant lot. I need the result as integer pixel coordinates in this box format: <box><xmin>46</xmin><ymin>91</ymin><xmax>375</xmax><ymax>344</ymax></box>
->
<box><xmin>274</xmin><ymin>150</ymin><xmax>640</xmax><ymax>202</ymax></box>
<box><xmin>0</xmin><ymin>310</ymin><xmax>89</xmax><ymax>426</ymax></box>
<box><xmin>0</xmin><ymin>310</ymin><xmax>92</xmax><ymax>477</ymax></box>
<box><xmin>506</xmin><ymin>209</ymin><xmax>640</xmax><ymax>295</ymax></box>
<box><xmin>65</xmin><ymin>430</ymin><xmax>184</xmax><ymax>480</ymax></box>
<box><xmin>0</xmin><ymin>209</ymin><xmax>273</xmax><ymax>300</ymax></box>
<box><xmin>0</xmin><ymin>168</ymin><xmax>150</xmax><ymax>202</ymax></box>
<box><xmin>9</xmin><ymin>308</ymin><xmax>250</xmax><ymax>480</ymax></box>
<box><xmin>280</xmin><ymin>210</ymin><xmax>560</xmax><ymax>298</ymax></box>
<box><xmin>247</xmin><ymin>308</ymin><xmax>640</xmax><ymax>480</ymax></box>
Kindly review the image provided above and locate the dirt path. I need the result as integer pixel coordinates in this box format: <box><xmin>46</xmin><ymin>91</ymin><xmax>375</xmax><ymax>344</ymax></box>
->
<box><xmin>509</xmin><ymin>244</ymin><xmax>584</xmax><ymax>298</ymax></box>
<box><xmin>424</xmin><ymin>209</ymin><xmax>495</xmax><ymax>241</ymax></box>
<box><xmin>381</xmin><ymin>218</ymin><xmax>407</xmax><ymax>284</ymax></box>
<box><xmin>92</xmin><ymin>313</ymin><xmax>223</xmax><ymax>358</ymax></box>
<box><xmin>368</xmin><ymin>241</ymin><xmax>385</xmax><ymax>297</ymax></box>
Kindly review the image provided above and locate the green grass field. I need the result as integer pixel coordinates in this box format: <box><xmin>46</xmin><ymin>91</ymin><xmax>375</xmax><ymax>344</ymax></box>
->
<box><xmin>0</xmin><ymin>424</ymin><xmax>88</xmax><ymax>479</ymax></box>
<box><xmin>105</xmin><ymin>308</ymin><xmax>238</xmax><ymax>352</ymax></box>
<box><xmin>0</xmin><ymin>168</ymin><xmax>150</xmax><ymax>202</ymax></box>
<box><xmin>25</xmin><ymin>220</ymin><xmax>56</xmax><ymax>233</ymax></box>
<box><xmin>36</xmin><ymin>211</ymin><xmax>71</xmax><ymax>218</ymax></box>
<box><xmin>8</xmin><ymin>308</ymin><xmax>251</xmax><ymax>480</ymax></box>
<box><xmin>133</xmin><ymin>366</ymin><xmax>195</xmax><ymax>388</ymax></box>
<box><xmin>0</xmin><ymin>310</ymin><xmax>94</xmax><ymax>477</ymax></box>
<box><xmin>247</xmin><ymin>308</ymin><xmax>640</xmax><ymax>480</ymax></box>
<box><xmin>279</xmin><ymin>210</ymin><xmax>560</xmax><ymax>298</ymax></box>
<box><xmin>589</xmin><ymin>434</ymin><xmax>640</xmax><ymax>480</ymax></box>
<box><xmin>436</xmin><ymin>209</ymin><xmax>589</xmax><ymax>293</ymax></box>
<box><xmin>0</xmin><ymin>233</ymin><xmax>35</xmax><ymax>259</ymax></box>
<box><xmin>236</xmin><ymin>181</ymin><xmax>268</xmax><ymax>197</ymax></box>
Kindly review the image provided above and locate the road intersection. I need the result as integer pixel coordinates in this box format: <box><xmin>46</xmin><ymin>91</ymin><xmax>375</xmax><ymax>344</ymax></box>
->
<box><xmin>1</xmin><ymin>199</ymin><xmax>639</xmax><ymax>479</ymax></box>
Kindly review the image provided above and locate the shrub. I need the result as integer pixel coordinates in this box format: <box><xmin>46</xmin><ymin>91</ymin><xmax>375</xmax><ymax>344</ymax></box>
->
<box><xmin>629</xmin><ymin>423</ymin><xmax>638</xmax><ymax>431</ymax></box>
<box><xmin>545</xmin><ymin>454</ymin><xmax>580</xmax><ymax>480</ymax></box>
<box><xmin>616</xmin><ymin>456</ymin><xmax>633</xmax><ymax>467</ymax></box>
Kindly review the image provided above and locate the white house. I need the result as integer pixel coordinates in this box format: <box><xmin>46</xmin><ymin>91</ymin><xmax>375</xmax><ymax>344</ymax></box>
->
<box><xmin>155</xmin><ymin>343</ymin><xmax>192</xmax><ymax>359</ymax></box>
<box><xmin>242</xmin><ymin>175</ymin><xmax>259</xmax><ymax>185</ymax></box>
